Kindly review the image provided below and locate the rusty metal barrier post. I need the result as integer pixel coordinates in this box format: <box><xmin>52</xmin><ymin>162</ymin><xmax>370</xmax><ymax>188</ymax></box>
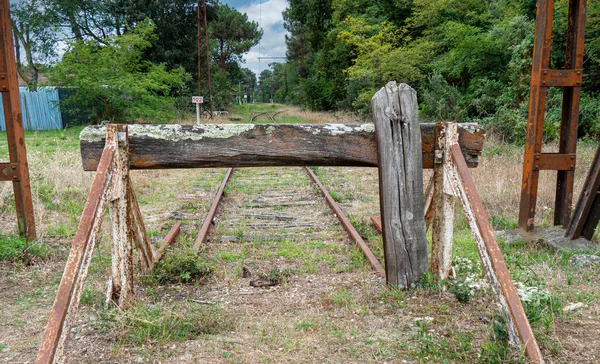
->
<box><xmin>440</xmin><ymin>123</ymin><xmax>543</xmax><ymax>363</ymax></box>
<box><xmin>0</xmin><ymin>0</ymin><xmax>36</xmax><ymax>241</ymax></box>
<box><xmin>36</xmin><ymin>130</ymin><xmax>117</xmax><ymax>364</ymax></box>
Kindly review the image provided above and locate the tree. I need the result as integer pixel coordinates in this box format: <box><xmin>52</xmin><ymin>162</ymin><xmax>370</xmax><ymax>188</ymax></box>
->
<box><xmin>10</xmin><ymin>0</ymin><xmax>60</xmax><ymax>89</ymax></box>
<box><xmin>258</xmin><ymin>69</ymin><xmax>275</xmax><ymax>103</ymax></box>
<box><xmin>211</xmin><ymin>4</ymin><xmax>262</xmax><ymax>72</ymax></box>
<box><xmin>50</xmin><ymin>20</ymin><xmax>190</xmax><ymax>123</ymax></box>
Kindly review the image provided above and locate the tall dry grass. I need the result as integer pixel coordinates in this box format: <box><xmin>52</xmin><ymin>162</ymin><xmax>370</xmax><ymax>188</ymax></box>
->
<box><xmin>472</xmin><ymin>138</ymin><xmax>597</xmax><ymax>225</ymax></box>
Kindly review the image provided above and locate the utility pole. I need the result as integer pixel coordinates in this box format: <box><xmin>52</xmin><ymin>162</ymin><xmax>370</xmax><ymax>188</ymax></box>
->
<box><xmin>197</xmin><ymin>0</ymin><xmax>213</xmax><ymax>118</ymax></box>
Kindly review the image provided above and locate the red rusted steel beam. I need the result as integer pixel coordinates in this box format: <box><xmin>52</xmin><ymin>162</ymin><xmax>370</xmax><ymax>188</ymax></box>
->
<box><xmin>36</xmin><ymin>145</ymin><xmax>116</xmax><ymax>364</ymax></box>
<box><xmin>567</xmin><ymin>144</ymin><xmax>600</xmax><ymax>239</ymax></box>
<box><xmin>0</xmin><ymin>0</ymin><xmax>36</xmax><ymax>240</ymax></box>
<box><xmin>555</xmin><ymin>0</ymin><xmax>587</xmax><ymax>227</ymax></box>
<box><xmin>155</xmin><ymin>222</ymin><xmax>182</xmax><ymax>263</ymax></box>
<box><xmin>449</xmin><ymin>143</ymin><xmax>543</xmax><ymax>363</ymax></box>
<box><xmin>519</xmin><ymin>0</ymin><xmax>554</xmax><ymax>231</ymax></box>
<box><xmin>193</xmin><ymin>168</ymin><xmax>233</xmax><ymax>250</ymax></box>
<box><xmin>520</xmin><ymin>0</ymin><xmax>587</xmax><ymax>230</ymax></box>
<box><xmin>305</xmin><ymin>167</ymin><xmax>385</xmax><ymax>277</ymax></box>
<box><xmin>370</xmin><ymin>216</ymin><xmax>382</xmax><ymax>233</ymax></box>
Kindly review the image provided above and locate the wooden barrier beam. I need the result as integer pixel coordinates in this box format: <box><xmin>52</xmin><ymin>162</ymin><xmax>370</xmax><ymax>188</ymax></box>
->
<box><xmin>80</xmin><ymin>123</ymin><xmax>485</xmax><ymax>171</ymax></box>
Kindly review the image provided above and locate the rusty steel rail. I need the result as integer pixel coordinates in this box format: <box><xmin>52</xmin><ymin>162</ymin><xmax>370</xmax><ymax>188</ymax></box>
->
<box><xmin>36</xmin><ymin>144</ymin><xmax>116</xmax><ymax>364</ymax></box>
<box><xmin>156</xmin><ymin>222</ymin><xmax>182</xmax><ymax>263</ymax></box>
<box><xmin>448</xmin><ymin>142</ymin><xmax>543</xmax><ymax>363</ymax></box>
<box><xmin>304</xmin><ymin>167</ymin><xmax>385</xmax><ymax>277</ymax></box>
<box><xmin>193</xmin><ymin>168</ymin><xmax>233</xmax><ymax>250</ymax></box>
<box><xmin>370</xmin><ymin>216</ymin><xmax>382</xmax><ymax>233</ymax></box>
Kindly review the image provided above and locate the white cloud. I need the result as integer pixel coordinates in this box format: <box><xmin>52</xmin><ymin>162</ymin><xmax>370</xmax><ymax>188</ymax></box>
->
<box><xmin>236</xmin><ymin>0</ymin><xmax>288</xmax><ymax>77</ymax></box>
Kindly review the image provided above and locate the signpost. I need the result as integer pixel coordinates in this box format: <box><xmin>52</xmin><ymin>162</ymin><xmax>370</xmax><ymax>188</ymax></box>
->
<box><xmin>192</xmin><ymin>96</ymin><xmax>204</xmax><ymax>124</ymax></box>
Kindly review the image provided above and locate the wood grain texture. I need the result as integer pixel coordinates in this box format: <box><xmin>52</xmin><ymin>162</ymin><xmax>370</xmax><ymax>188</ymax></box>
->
<box><xmin>372</xmin><ymin>82</ymin><xmax>428</xmax><ymax>289</ymax></box>
<box><xmin>80</xmin><ymin>123</ymin><xmax>484</xmax><ymax>171</ymax></box>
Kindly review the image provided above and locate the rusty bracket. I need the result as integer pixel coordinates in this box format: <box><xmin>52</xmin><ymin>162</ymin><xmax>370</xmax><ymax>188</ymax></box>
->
<box><xmin>0</xmin><ymin>162</ymin><xmax>18</xmax><ymax>181</ymax></box>
<box><xmin>0</xmin><ymin>72</ymin><xmax>8</xmax><ymax>92</ymax></box>
<box><xmin>532</xmin><ymin>153</ymin><xmax>576</xmax><ymax>171</ymax></box>
<box><xmin>537</xmin><ymin>69</ymin><xmax>583</xmax><ymax>87</ymax></box>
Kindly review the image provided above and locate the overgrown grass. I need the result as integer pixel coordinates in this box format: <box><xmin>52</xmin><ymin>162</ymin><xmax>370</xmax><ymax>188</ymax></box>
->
<box><xmin>97</xmin><ymin>303</ymin><xmax>234</xmax><ymax>344</ymax></box>
<box><xmin>0</xmin><ymin>235</ymin><xmax>49</xmax><ymax>263</ymax></box>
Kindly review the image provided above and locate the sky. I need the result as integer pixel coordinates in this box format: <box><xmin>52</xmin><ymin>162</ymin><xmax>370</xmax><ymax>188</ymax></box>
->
<box><xmin>224</xmin><ymin>0</ymin><xmax>288</xmax><ymax>77</ymax></box>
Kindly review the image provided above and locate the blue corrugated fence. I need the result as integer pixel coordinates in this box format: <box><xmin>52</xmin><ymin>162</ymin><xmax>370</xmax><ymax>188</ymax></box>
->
<box><xmin>0</xmin><ymin>87</ymin><xmax>63</xmax><ymax>131</ymax></box>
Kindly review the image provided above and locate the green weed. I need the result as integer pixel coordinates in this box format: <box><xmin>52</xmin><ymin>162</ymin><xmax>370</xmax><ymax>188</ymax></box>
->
<box><xmin>142</xmin><ymin>249</ymin><xmax>213</xmax><ymax>285</ymax></box>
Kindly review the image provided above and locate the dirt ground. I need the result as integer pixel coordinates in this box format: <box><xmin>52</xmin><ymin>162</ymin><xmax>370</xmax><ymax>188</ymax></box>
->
<box><xmin>1</xmin><ymin>106</ymin><xmax>600</xmax><ymax>363</ymax></box>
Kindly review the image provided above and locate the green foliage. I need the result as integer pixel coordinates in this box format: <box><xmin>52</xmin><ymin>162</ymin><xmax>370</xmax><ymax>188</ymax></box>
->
<box><xmin>0</xmin><ymin>236</ymin><xmax>49</xmax><ymax>263</ymax></box>
<box><xmin>447</xmin><ymin>276</ymin><xmax>473</xmax><ymax>303</ymax></box>
<box><xmin>276</xmin><ymin>0</ymin><xmax>600</xmax><ymax>140</ymax></box>
<box><xmin>211</xmin><ymin>4</ymin><xmax>262</xmax><ymax>71</ymax></box>
<box><xmin>50</xmin><ymin>20</ymin><xmax>191</xmax><ymax>123</ymax></box>
<box><xmin>142</xmin><ymin>248</ymin><xmax>213</xmax><ymax>285</ymax></box>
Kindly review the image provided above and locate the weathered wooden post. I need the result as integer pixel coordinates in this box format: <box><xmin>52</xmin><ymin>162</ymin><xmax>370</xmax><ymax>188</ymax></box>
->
<box><xmin>372</xmin><ymin>82</ymin><xmax>428</xmax><ymax>288</ymax></box>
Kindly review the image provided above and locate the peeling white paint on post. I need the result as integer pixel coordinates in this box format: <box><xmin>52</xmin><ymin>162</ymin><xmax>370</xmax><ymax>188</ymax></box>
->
<box><xmin>106</xmin><ymin>125</ymin><xmax>135</xmax><ymax>308</ymax></box>
<box><xmin>443</xmin><ymin>125</ymin><xmax>543</xmax><ymax>362</ymax></box>
<box><xmin>430</xmin><ymin>123</ymin><xmax>457</xmax><ymax>280</ymax></box>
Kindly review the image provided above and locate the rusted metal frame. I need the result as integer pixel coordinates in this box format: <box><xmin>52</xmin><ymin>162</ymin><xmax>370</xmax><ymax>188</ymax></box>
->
<box><xmin>128</xmin><ymin>177</ymin><xmax>157</xmax><ymax>274</ymax></box>
<box><xmin>536</xmin><ymin>69</ymin><xmax>583</xmax><ymax>87</ymax></box>
<box><xmin>0</xmin><ymin>0</ymin><xmax>36</xmax><ymax>240</ymax></box>
<box><xmin>519</xmin><ymin>0</ymin><xmax>555</xmax><ymax>231</ymax></box>
<box><xmin>0</xmin><ymin>162</ymin><xmax>18</xmax><ymax>181</ymax></box>
<box><xmin>370</xmin><ymin>216</ymin><xmax>382</xmax><ymax>233</ymax></box>
<box><xmin>106</xmin><ymin>125</ymin><xmax>135</xmax><ymax>308</ymax></box>
<box><xmin>580</xmin><ymin>195</ymin><xmax>600</xmax><ymax>239</ymax></box>
<box><xmin>447</xmin><ymin>142</ymin><xmax>543</xmax><ymax>363</ymax></box>
<box><xmin>304</xmin><ymin>166</ymin><xmax>385</xmax><ymax>277</ymax></box>
<box><xmin>533</xmin><ymin>153</ymin><xmax>576</xmax><ymax>170</ymax></box>
<box><xmin>430</xmin><ymin>123</ymin><xmax>456</xmax><ymax>280</ymax></box>
<box><xmin>555</xmin><ymin>0</ymin><xmax>587</xmax><ymax>227</ymax></box>
<box><xmin>36</xmin><ymin>143</ymin><xmax>116</xmax><ymax>364</ymax></box>
<box><xmin>193</xmin><ymin>168</ymin><xmax>233</xmax><ymax>251</ymax></box>
<box><xmin>423</xmin><ymin>175</ymin><xmax>435</xmax><ymax>231</ymax></box>
<box><xmin>155</xmin><ymin>222</ymin><xmax>182</xmax><ymax>263</ymax></box>
<box><xmin>567</xmin><ymin>144</ymin><xmax>600</xmax><ymax>239</ymax></box>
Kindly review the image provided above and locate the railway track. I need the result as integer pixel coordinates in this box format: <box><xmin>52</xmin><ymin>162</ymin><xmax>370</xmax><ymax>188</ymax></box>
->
<box><xmin>191</xmin><ymin>166</ymin><xmax>385</xmax><ymax>278</ymax></box>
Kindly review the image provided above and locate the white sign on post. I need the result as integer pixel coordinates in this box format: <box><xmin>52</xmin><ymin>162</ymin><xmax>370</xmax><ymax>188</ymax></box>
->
<box><xmin>192</xmin><ymin>96</ymin><xmax>204</xmax><ymax>125</ymax></box>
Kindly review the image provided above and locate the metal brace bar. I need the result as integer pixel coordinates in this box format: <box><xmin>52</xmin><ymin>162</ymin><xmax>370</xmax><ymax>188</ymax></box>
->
<box><xmin>533</xmin><ymin>153</ymin><xmax>576</xmax><ymax>171</ymax></box>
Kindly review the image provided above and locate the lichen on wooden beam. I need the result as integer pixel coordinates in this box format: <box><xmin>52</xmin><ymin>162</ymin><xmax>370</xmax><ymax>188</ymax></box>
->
<box><xmin>80</xmin><ymin>123</ymin><xmax>485</xmax><ymax>171</ymax></box>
